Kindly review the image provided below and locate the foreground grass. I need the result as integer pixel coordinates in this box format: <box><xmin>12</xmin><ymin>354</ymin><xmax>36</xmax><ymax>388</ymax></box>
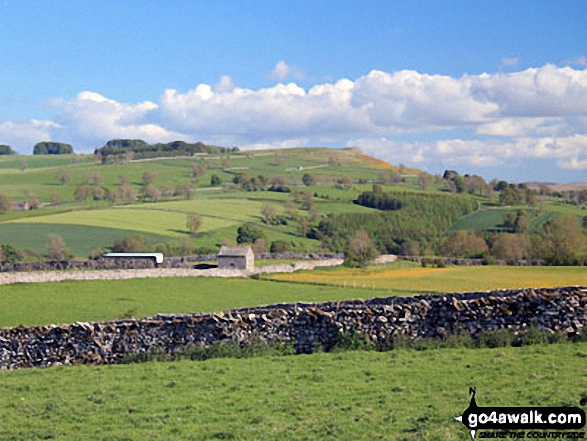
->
<box><xmin>0</xmin><ymin>278</ymin><xmax>379</xmax><ymax>328</ymax></box>
<box><xmin>0</xmin><ymin>343</ymin><xmax>585</xmax><ymax>440</ymax></box>
<box><xmin>268</xmin><ymin>265</ymin><xmax>587</xmax><ymax>293</ymax></box>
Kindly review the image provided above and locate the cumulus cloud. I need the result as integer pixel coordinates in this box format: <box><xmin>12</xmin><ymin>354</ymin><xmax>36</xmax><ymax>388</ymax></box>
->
<box><xmin>267</xmin><ymin>60</ymin><xmax>307</xmax><ymax>81</ymax></box>
<box><xmin>48</xmin><ymin>91</ymin><xmax>186</xmax><ymax>148</ymax></box>
<box><xmin>353</xmin><ymin>134</ymin><xmax>587</xmax><ymax>171</ymax></box>
<box><xmin>0</xmin><ymin>119</ymin><xmax>58</xmax><ymax>153</ymax></box>
<box><xmin>1</xmin><ymin>64</ymin><xmax>587</xmax><ymax>177</ymax></box>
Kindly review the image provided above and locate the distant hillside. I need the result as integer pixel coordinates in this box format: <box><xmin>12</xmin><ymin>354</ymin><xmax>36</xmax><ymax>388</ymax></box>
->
<box><xmin>0</xmin><ymin>146</ymin><xmax>583</xmax><ymax>264</ymax></box>
<box><xmin>526</xmin><ymin>181</ymin><xmax>587</xmax><ymax>192</ymax></box>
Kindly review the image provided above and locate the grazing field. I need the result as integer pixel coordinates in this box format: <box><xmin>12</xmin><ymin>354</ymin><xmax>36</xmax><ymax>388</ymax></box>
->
<box><xmin>8</xmin><ymin>208</ymin><xmax>236</xmax><ymax>237</ymax></box>
<box><xmin>449</xmin><ymin>205</ymin><xmax>585</xmax><ymax>233</ymax></box>
<box><xmin>0</xmin><ymin>278</ymin><xmax>378</xmax><ymax>328</ymax></box>
<box><xmin>268</xmin><ymin>265</ymin><xmax>587</xmax><ymax>294</ymax></box>
<box><xmin>0</xmin><ymin>343</ymin><xmax>585</xmax><ymax>440</ymax></box>
<box><xmin>0</xmin><ymin>223</ymin><xmax>170</xmax><ymax>257</ymax></box>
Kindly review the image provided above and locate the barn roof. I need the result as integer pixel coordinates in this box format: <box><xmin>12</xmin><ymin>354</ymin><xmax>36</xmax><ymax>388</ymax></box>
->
<box><xmin>103</xmin><ymin>253</ymin><xmax>164</xmax><ymax>264</ymax></box>
<box><xmin>218</xmin><ymin>246</ymin><xmax>252</xmax><ymax>257</ymax></box>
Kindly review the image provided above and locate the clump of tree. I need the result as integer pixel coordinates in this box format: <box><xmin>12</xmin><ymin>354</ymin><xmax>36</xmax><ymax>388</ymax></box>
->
<box><xmin>439</xmin><ymin>230</ymin><xmax>488</xmax><ymax>258</ymax></box>
<box><xmin>354</xmin><ymin>185</ymin><xmax>404</xmax><ymax>210</ymax></box>
<box><xmin>211</xmin><ymin>174</ymin><xmax>222</xmax><ymax>186</ymax></box>
<box><xmin>496</xmin><ymin>183</ymin><xmax>537</xmax><ymax>206</ymax></box>
<box><xmin>302</xmin><ymin>173</ymin><xmax>316</xmax><ymax>186</ymax></box>
<box><xmin>95</xmin><ymin>139</ymin><xmax>235</xmax><ymax>163</ymax></box>
<box><xmin>268</xmin><ymin>176</ymin><xmax>290</xmax><ymax>193</ymax></box>
<box><xmin>0</xmin><ymin>244</ymin><xmax>19</xmax><ymax>264</ymax></box>
<box><xmin>318</xmin><ymin>190</ymin><xmax>478</xmax><ymax>255</ymax></box>
<box><xmin>443</xmin><ymin>170</ymin><xmax>491</xmax><ymax>196</ymax></box>
<box><xmin>0</xmin><ymin>145</ymin><xmax>15</xmax><ymax>155</ymax></box>
<box><xmin>236</xmin><ymin>223</ymin><xmax>267</xmax><ymax>253</ymax></box>
<box><xmin>269</xmin><ymin>240</ymin><xmax>291</xmax><ymax>253</ymax></box>
<box><xmin>33</xmin><ymin>142</ymin><xmax>73</xmax><ymax>155</ymax></box>
<box><xmin>489</xmin><ymin>233</ymin><xmax>533</xmax><ymax>262</ymax></box>
<box><xmin>539</xmin><ymin>214</ymin><xmax>587</xmax><ymax>265</ymax></box>
<box><xmin>232</xmin><ymin>173</ymin><xmax>269</xmax><ymax>191</ymax></box>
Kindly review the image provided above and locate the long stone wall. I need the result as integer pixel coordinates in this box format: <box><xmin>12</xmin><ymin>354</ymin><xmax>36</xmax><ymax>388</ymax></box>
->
<box><xmin>0</xmin><ymin>253</ymin><xmax>345</xmax><ymax>273</ymax></box>
<box><xmin>0</xmin><ymin>286</ymin><xmax>585</xmax><ymax>369</ymax></box>
<box><xmin>0</xmin><ymin>260</ymin><xmax>344</xmax><ymax>285</ymax></box>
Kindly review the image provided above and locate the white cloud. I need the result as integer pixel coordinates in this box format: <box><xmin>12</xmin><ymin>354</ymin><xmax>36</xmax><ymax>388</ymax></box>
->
<box><xmin>214</xmin><ymin>75</ymin><xmax>235</xmax><ymax>93</ymax></box>
<box><xmin>1</xmin><ymin>64</ymin><xmax>587</xmax><ymax>179</ymax></box>
<box><xmin>267</xmin><ymin>60</ymin><xmax>307</xmax><ymax>81</ymax></box>
<box><xmin>501</xmin><ymin>58</ymin><xmax>520</xmax><ymax>67</ymax></box>
<box><xmin>353</xmin><ymin>134</ymin><xmax>587</xmax><ymax>171</ymax></box>
<box><xmin>470</xmin><ymin>64</ymin><xmax>587</xmax><ymax>118</ymax></box>
<box><xmin>0</xmin><ymin>119</ymin><xmax>58</xmax><ymax>153</ymax></box>
<box><xmin>49</xmin><ymin>91</ymin><xmax>185</xmax><ymax>148</ymax></box>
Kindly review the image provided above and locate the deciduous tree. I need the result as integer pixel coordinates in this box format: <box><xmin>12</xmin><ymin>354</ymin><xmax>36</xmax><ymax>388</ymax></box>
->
<box><xmin>186</xmin><ymin>212</ymin><xmax>203</xmax><ymax>236</ymax></box>
<box><xmin>47</xmin><ymin>235</ymin><xmax>71</xmax><ymax>261</ymax></box>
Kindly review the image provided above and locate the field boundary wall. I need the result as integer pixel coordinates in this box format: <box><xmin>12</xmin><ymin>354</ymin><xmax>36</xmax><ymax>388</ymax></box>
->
<box><xmin>0</xmin><ymin>286</ymin><xmax>585</xmax><ymax>369</ymax></box>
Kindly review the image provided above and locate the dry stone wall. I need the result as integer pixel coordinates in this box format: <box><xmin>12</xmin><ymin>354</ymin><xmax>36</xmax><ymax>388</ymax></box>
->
<box><xmin>0</xmin><ymin>286</ymin><xmax>585</xmax><ymax>369</ymax></box>
<box><xmin>0</xmin><ymin>260</ymin><xmax>344</xmax><ymax>285</ymax></box>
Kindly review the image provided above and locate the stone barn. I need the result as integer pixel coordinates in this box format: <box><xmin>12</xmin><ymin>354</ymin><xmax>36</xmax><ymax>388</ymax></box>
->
<box><xmin>217</xmin><ymin>246</ymin><xmax>254</xmax><ymax>271</ymax></box>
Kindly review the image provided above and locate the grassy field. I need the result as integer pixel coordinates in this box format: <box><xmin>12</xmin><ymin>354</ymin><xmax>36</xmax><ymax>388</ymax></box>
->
<box><xmin>0</xmin><ymin>223</ymin><xmax>170</xmax><ymax>257</ymax></box>
<box><xmin>449</xmin><ymin>205</ymin><xmax>585</xmax><ymax>233</ymax></box>
<box><xmin>0</xmin><ymin>343</ymin><xmax>584</xmax><ymax>440</ymax></box>
<box><xmin>1</xmin><ymin>264</ymin><xmax>585</xmax><ymax>328</ymax></box>
<box><xmin>268</xmin><ymin>264</ymin><xmax>587</xmax><ymax>293</ymax></box>
<box><xmin>0</xmin><ymin>196</ymin><xmax>316</xmax><ymax>254</ymax></box>
<box><xmin>0</xmin><ymin>277</ymin><xmax>379</xmax><ymax>328</ymax></box>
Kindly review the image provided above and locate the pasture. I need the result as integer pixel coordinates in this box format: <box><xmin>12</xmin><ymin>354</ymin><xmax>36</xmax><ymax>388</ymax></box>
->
<box><xmin>267</xmin><ymin>264</ymin><xmax>587</xmax><ymax>294</ymax></box>
<box><xmin>0</xmin><ymin>343</ymin><xmax>585</xmax><ymax>440</ymax></box>
<box><xmin>0</xmin><ymin>277</ymin><xmax>378</xmax><ymax>328</ymax></box>
<box><xmin>1</xmin><ymin>264</ymin><xmax>585</xmax><ymax>328</ymax></box>
<box><xmin>449</xmin><ymin>205</ymin><xmax>585</xmax><ymax>233</ymax></box>
<box><xmin>0</xmin><ymin>223</ymin><xmax>169</xmax><ymax>257</ymax></box>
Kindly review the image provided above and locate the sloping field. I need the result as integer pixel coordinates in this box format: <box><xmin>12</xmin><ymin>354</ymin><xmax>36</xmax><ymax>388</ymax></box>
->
<box><xmin>449</xmin><ymin>205</ymin><xmax>585</xmax><ymax>233</ymax></box>
<box><xmin>269</xmin><ymin>265</ymin><xmax>587</xmax><ymax>293</ymax></box>
<box><xmin>0</xmin><ymin>343</ymin><xmax>584</xmax><ymax>440</ymax></box>
<box><xmin>7</xmin><ymin>207</ymin><xmax>238</xmax><ymax>237</ymax></box>
<box><xmin>0</xmin><ymin>223</ymin><xmax>169</xmax><ymax>257</ymax></box>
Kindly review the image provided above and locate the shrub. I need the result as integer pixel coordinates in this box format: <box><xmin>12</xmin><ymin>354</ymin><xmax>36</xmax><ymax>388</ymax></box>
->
<box><xmin>111</xmin><ymin>235</ymin><xmax>147</xmax><ymax>253</ymax></box>
<box><xmin>0</xmin><ymin>194</ymin><xmax>12</xmax><ymax>213</ymax></box>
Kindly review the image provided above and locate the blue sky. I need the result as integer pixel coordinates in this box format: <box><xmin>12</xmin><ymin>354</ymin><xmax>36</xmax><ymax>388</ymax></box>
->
<box><xmin>1</xmin><ymin>0</ymin><xmax>586</xmax><ymax>182</ymax></box>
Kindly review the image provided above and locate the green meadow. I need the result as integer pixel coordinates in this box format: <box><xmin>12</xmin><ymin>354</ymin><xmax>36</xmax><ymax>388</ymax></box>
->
<box><xmin>449</xmin><ymin>205</ymin><xmax>585</xmax><ymax>233</ymax></box>
<box><xmin>0</xmin><ymin>343</ymin><xmax>584</xmax><ymax>440</ymax></box>
<box><xmin>0</xmin><ymin>277</ymin><xmax>379</xmax><ymax>328</ymax></box>
<box><xmin>0</xmin><ymin>223</ymin><xmax>169</xmax><ymax>257</ymax></box>
<box><xmin>0</xmin><ymin>264</ymin><xmax>585</xmax><ymax>328</ymax></box>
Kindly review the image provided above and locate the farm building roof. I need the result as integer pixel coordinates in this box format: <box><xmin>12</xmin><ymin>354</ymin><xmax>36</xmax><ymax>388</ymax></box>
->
<box><xmin>103</xmin><ymin>253</ymin><xmax>164</xmax><ymax>264</ymax></box>
<box><xmin>218</xmin><ymin>246</ymin><xmax>252</xmax><ymax>257</ymax></box>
